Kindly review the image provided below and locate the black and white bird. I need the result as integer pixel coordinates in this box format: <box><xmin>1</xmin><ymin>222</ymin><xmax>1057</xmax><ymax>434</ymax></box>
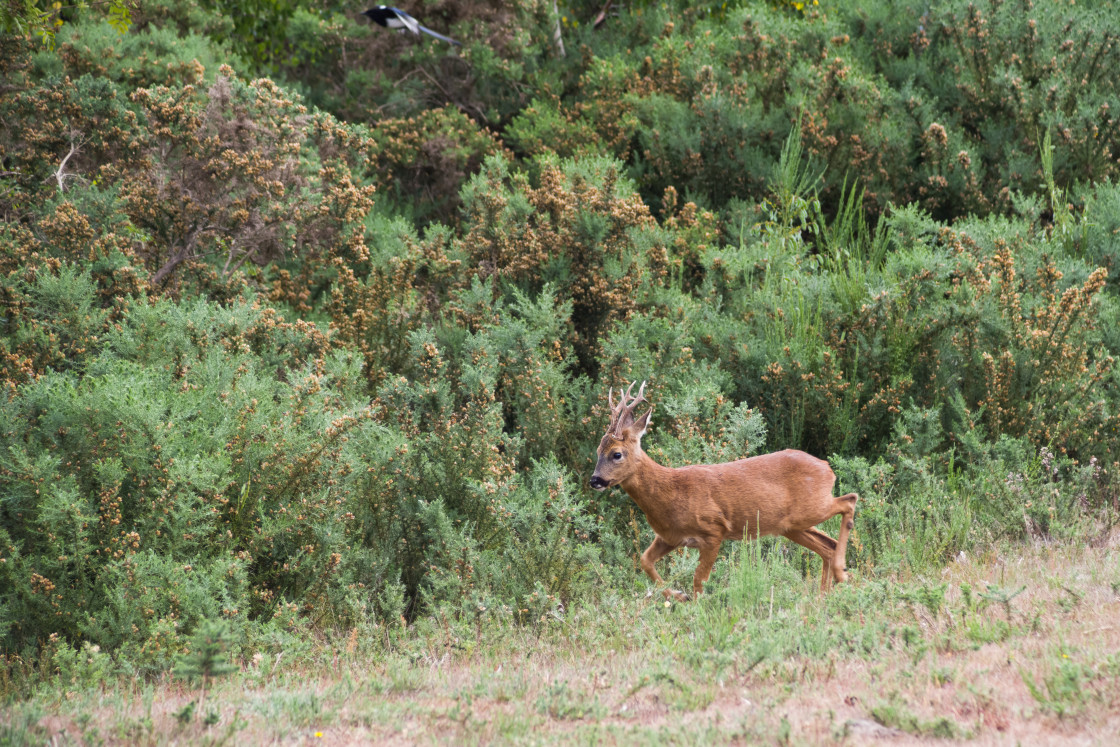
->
<box><xmin>362</xmin><ymin>6</ymin><xmax>461</xmax><ymax>46</ymax></box>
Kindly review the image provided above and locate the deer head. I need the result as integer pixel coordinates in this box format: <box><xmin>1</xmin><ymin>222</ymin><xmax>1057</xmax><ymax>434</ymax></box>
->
<box><xmin>590</xmin><ymin>381</ymin><xmax>653</xmax><ymax>491</ymax></box>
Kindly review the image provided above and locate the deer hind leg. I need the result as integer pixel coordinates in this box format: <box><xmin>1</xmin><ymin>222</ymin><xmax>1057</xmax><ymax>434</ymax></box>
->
<box><xmin>785</xmin><ymin>528</ymin><xmax>837</xmax><ymax>593</ymax></box>
<box><xmin>830</xmin><ymin>493</ymin><xmax>859</xmax><ymax>585</ymax></box>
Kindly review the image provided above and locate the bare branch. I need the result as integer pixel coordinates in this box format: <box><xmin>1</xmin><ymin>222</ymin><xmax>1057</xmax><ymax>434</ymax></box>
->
<box><xmin>51</xmin><ymin>132</ymin><xmax>87</xmax><ymax>194</ymax></box>
<box><xmin>150</xmin><ymin>223</ymin><xmax>218</xmax><ymax>288</ymax></box>
<box><xmin>552</xmin><ymin>0</ymin><xmax>566</xmax><ymax>58</ymax></box>
<box><xmin>593</xmin><ymin>0</ymin><xmax>616</xmax><ymax>29</ymax></box>
<box><xmin>150</xmin><ymin>247</ymin><xmax>191</xmax><ymax>288</ymax></box>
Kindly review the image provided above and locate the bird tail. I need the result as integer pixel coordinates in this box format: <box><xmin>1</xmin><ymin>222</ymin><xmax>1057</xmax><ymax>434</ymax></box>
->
<box><xmin>418</xmin><ymin>24</ymin><xmax>461</xmax><ymax>45</ymax></box>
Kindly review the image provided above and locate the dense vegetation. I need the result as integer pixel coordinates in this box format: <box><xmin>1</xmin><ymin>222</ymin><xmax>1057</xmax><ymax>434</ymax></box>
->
<box><xmin>1</xmin><ymin>0</ymin><xmax>1118</xmax><ymax>695</ymax></box>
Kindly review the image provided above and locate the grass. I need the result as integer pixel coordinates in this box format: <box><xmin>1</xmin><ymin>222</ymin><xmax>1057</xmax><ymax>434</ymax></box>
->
<box><xmin>4</xmin><ymin>534</ymin><xmax>1120</xmax><ymax>745</ymax></box>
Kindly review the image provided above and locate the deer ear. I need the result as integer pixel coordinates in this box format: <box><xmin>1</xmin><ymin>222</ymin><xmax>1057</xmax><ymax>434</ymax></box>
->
<box><xmin>633</xmin><ymin>405</ymin><xmax>653</xmax><ymax>439</ymax></box>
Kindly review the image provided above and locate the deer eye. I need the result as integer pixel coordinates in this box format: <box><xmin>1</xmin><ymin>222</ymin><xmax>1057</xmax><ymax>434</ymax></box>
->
<box><xmin>611</xmin><ymin>451</ymin><xmax>623</xmax><ymax>461</ymax></box>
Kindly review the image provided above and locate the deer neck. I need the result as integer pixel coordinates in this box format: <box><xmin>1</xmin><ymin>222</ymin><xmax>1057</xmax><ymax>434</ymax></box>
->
<box><xmin>618</xmin><ymin>450</ymin><xmax>676</xmax><ymax>517</ymax></box>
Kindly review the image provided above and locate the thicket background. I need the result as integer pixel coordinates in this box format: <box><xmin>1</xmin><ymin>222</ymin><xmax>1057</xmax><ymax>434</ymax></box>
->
<box><xmin>1</xmin><ymin>0</ymin><xmax>1118</xmax><ymax>691</ymax></box>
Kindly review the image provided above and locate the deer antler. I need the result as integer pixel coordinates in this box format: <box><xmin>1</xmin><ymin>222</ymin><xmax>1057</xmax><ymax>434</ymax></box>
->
<box><xmin>621</xmin><ymin>381</ymin><xmax>647</xmax><ymax>413</ymax></box>
<box><xmin>607</xmin><ymin>381</ymin><xmax>649</xmax><ymax>438</ymax></box>
<box><xmin>632</xmin><ymin>381</ymin><xmax>647</xmax><ymax>407</ymax></box>
<box><xmin>606</xmin><ymin>386</ymin><xmax>624</xmax><ymax>439</ymax></box>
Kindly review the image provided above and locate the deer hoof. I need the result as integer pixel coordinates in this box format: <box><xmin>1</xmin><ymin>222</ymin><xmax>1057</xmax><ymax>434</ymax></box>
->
<box><xmin>662</xmin><ymin>589</ymin><xmax>691</xmax><ymax>602</ymax></box>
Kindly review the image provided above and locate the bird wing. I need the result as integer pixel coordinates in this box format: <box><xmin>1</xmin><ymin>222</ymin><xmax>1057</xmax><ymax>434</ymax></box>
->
<box><xmin>390</xmin><ymin>9</ymin><xmax>421</xmax><ymax>35</ymax></box>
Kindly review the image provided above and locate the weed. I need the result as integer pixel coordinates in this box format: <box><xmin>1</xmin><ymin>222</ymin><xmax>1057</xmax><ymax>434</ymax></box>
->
<box><xmin>979</xmin><ymin>584</ymin><xmax>1027</xmax><ymax>623</ymax></box>
<box><xmin>871</xmin><ymin>698</ymin><xmax>967</xmax><ymax>738</ymax></box>
<box><xmin>931</xmin><ymin>666</ymin><xmax>955</xmax><ymax>687</ymax></box>
<box><xmin>1021</xmin><ymin>650</ymin><xmax>1096</xmax><ymax>718</ymax></box>
<box><xmin>174</xmin><ymin>701</ymin><xmax>195</xmax><ymax>725</ymax></box>
<box><xmin>534</xmin><ymin>680</ymin><xmax>605</xmax><ymax>721</ymax></box>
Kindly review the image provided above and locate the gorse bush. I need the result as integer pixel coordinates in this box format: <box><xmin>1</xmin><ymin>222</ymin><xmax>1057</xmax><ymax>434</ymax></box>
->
<box><xmin>0</xmin><ymin>269</ymin><xmax>626</xmax><ymax>667</ymax></box>
<box><xmin>456</xmin><ymin>154</ymin><xmax>658</xmax><ymax>373</ymax></box>
<box><xmin>1</xmin><ymin>0</ymin><xmax>1119</xmax><ymax>693</ymax></box>
<box><xmin>0</xmin><ymin>276</ymin><xmax>349</xmax><ymax>659</ymax></box>
<box><xmin>499</xmin><ymin>0</ymin><xmax>1120</xmax><ymax>220</ymax></box>
<box><xmin>36</xmin><ymin>20</ymin><xmax>233</xmax><ymax>89</ymax></box>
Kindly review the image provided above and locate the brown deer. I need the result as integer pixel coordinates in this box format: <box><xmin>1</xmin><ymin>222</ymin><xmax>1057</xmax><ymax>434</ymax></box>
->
<box><xmin>589</xmin><ymin>382</ymin><xmax>858</xmax><ymax>599</ymax></box>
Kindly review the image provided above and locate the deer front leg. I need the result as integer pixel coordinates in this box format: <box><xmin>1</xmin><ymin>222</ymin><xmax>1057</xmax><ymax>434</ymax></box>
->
<box><xmin>640</xmin><ymin>536</ymin><xmax>683</xmax><ymax>600</ymax></box>
<box><xmin>691</xmin><ymin>540</ymin><xmax>723</xmax><ymax>598</ymax></box>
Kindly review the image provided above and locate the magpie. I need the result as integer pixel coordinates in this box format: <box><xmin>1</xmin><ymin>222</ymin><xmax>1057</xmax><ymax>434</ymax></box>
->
<box><xmin>363</xmin><ymin>6</ymin><xmax>462</xmax><ymax>46</ymax></box>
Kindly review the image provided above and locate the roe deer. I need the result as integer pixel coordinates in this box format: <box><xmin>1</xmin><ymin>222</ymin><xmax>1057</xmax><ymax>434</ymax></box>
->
<box><xmin>589</xmin><ymin>382</ymin><xmax>857</xmax><ymax>598</ymax></box>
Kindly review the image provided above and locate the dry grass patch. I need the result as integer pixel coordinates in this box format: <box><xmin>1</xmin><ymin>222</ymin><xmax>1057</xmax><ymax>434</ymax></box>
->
<box><xmin>5</xmin><ymin>538</ymin><xmax>1120</xmax><ymax>745</ymax></box>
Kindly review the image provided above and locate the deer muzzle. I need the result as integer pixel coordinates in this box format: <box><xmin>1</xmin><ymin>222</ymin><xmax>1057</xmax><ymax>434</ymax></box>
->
<box><xmin>589</xmin><ymin>474</ymin><xmax>610</xmax><ymax>491</ymax></box>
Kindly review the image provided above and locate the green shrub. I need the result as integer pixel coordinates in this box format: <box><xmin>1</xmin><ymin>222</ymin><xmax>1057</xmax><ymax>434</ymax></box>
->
<box><xmin>421</xmin><ymin>456</ymin><xmax>619</xmax><ymax>625</ymax></box>
<box><xmin>34</xmin><ymin>19</ymin><xmax>236</xmax><ymax>88</ymax></box>
<box><xmin>849</xmin><ymin>0</ymin><xmax>1120</xmax><ymax>216</ymax></box>
<box><xmin>353</xmin><ymin>107</ymin><xmax>507</xmax><ymax>225</ymax></box>
<box><xmin>0</xmin><ymin>276</ymin><xmax>365</xmax><ymax>661</ymax></box>
<box><xmin>455</xmin><ymin>153</ymin><xmax>658</xmax><ymax>373</ymax></box>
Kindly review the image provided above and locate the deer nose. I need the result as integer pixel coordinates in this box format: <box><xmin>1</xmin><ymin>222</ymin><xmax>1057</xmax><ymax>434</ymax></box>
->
<box><xmin>589</xmin><ymin>475</ymin><xmax>609</xmax><ymax>490</ymax></box>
